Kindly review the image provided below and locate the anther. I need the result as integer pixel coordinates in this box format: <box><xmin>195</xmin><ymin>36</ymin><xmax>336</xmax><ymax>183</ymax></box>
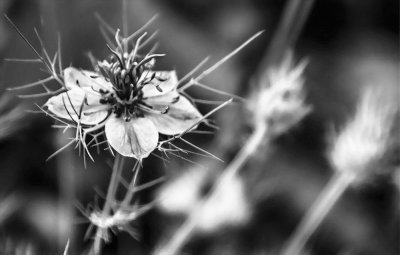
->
<box><xmin>157</xmin><ymin>77</ymin><xmax>168</xmax><ymax>82</ymax></box>
<box><xmin>155</xmin><ymin>85</ymin><xmax>163</xmax><ymax>92</ymax></box>
<box><xmin>161</xmin><ymin>106</ymin><xmax>169</xmax><ymax>114</ymax></box>
<box><xmin>172</xmin><ymin>96</ymin><xmax>180</xmax><ymax>103</ymax></box>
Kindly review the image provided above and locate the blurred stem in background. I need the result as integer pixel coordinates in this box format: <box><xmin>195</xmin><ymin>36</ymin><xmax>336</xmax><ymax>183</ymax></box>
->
<box><xmin>255</xmin><ymin>0</ymin><xmax>314</xmax><ymax>85</ymax></box>
<box><xmin>282</xmin><ymin>86</ymin><xmax>398</xmax><ymax>255</ymax></box>
<box><xmin>157</xmin><ymin>0</ymin><xmax>315</xmax><ymax>254</ymax></box>
<box><xmin>156</xmin><ymin>123</ymin><xmax>268</xmax><ymax>255</ymax></box>
<box><xmin>281</xmin><ymin>172</ymin><xmax>355</xmax><ymax>255</ymax></box>
<box><xmin>0</xmin><ymin>193</ymin><xmax>21</xmax><ymax>226</ymax></box>
<box><xmin>56</xmin><ymin>130</ymin><xmax>77</xmax><ymax>253</ymax></box>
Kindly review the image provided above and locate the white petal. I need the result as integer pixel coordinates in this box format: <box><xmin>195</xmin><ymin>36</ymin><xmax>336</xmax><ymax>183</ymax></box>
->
<box><xmin>145</xmin><ymin>95</ymin><xmax>202</xmax><ymax>135</ymax></box>
<box><xmin>63</xmin><ymin>67</ymin><xmax>112</xmax><ymax>91</ymax></box>
<box><xmin>105</xmin><ymin>116</ymin><xmax>159</xmax><ymax>159</ymax></box>
<box><xmin>141</xmin><ymin>71</ymin><xmax>178</xmax><ymax>98</ymax></box>
<box><xmin>45</xmin><ymin>88</ymin><xmax>109</xmax><ymax>125</ymax></box>
<box><xmin>144</xmin><ymin>90</ymin><xmax>180</xmax><ymax>106</ymax></box>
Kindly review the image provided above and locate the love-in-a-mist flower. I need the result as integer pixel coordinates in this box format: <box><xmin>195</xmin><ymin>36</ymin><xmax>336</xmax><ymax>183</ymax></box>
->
<box><xmin>249</xmin><ymin>53</ymin><xmax>311</xmax><ymax>135</ymax></box>
<box><xmin>45</xmin><ymin>43</ymin><xmax>202</xmax><ymax>159</ymax></box>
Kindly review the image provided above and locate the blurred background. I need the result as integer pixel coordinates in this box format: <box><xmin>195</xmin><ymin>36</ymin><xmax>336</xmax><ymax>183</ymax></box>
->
<box><xmin>0</xmin><ymin>0</ymin><xmax>398</xmax><ymax>254</ymax></box>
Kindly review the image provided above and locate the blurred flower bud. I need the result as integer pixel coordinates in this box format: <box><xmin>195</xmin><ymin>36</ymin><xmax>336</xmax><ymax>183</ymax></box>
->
<box><xmin>157</xmin><ymin>168</ymin><xmax>250</xmax><ymax>232</ymax></box>
<box><xmin>157</xmin><ymin>168</ymin><xmax>209</xmax><ymax>215</ymax></box>
<box><xmin>249</xmin><ymin>53</ymin><xmax>311</xmax><ymax>136</ymax></box>
<box><xmin>196</xmin><ymin>174</ymin><xmax>250</xmax><ymax>233</ymax></box>
<box><xmin>329</xmin><ymin>86</ymin><xmax>398</xmax><ymax>181</ymax></box>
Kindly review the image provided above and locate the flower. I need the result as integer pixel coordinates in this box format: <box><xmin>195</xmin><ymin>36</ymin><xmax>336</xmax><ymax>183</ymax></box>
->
<box><xmin>45</xmin><ymin>55</ymin><xmax>202</xmax><ymax>159</ymax></box>
<box><xmin>249</xmin><ymin>53</ymin><xmax>311</xmax><ymax>136</ymax></box>
<box><xmin>329</xmin><ymin>86</ymin><xmax>398</xmax><ymax>180</ymax></box>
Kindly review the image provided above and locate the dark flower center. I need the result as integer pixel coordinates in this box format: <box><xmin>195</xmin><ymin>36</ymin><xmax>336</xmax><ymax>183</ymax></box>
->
<box><xmin>97</xmin><ymin>52</ymin><xmax>167</xmax><ymax>122</ymax></box>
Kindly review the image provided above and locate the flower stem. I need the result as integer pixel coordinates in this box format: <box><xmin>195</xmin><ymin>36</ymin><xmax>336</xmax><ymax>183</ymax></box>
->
<box><xmin>120</xmin><ymin>160</ymin><xmax>141</xmax><ymax>210</ymax></box>
<box><xmin>223</xmin><ymin>123</ymin><xmax>268</xmax><ymax>178</ymax></box>
<box><xmin>256</xmin><ymin>0</ymin><xmax>314</xmax><ymax>84</ymax></box>
<box><xmin>156</xmin><ymin>123</ymin><xmax>268</xmax><ymax>255</ymax></box>
<box><xmin>92</xmin><ymin>153</ymin><xmax>125</xmax><ymax>255</ymax></box>
<box><xmin>281</xmin><ymin>172</ymin><xmax>355</xmax><ymax>255</ymax></box>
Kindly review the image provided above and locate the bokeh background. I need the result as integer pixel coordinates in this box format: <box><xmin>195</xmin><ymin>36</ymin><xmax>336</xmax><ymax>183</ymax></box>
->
<box><xmin>0</xmin><ymin>0</ymin><xmax>398</xmax><ymax>254</ymax></box>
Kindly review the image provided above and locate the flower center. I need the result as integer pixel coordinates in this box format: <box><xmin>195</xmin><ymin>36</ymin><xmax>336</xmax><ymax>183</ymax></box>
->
<box><xmin>98</xmin><ymin>52</ymin><xmax>167</xmax><ymax>122</ymax></box>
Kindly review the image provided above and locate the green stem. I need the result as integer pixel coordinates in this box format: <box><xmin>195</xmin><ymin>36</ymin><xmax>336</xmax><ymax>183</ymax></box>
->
<box><xmin>281</xmin><ymin>172</ymin><xmax>355</xmax><ymax>255</ymax></box>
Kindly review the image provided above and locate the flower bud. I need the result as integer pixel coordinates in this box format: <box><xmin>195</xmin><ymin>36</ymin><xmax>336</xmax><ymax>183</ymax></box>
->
<box><xmin>329</xmin><ymin>86</ymin><xmax>398</xmax><ymax>181</ymax></box>
<box><xmin>248</xmin><ymin>53</ymin><xmax>311</xmax><ymax>136</ymax></box>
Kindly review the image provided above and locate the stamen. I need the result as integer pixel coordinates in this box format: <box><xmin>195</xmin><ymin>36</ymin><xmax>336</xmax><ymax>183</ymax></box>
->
<box><xmin>138</xmin><ymin>102</ymin><xmax>169</xmax><ymax>114</ymax></box>
<box><xmin>96</xmin><ymin>28</ymin><xmax>171</xmax><ymax>122</ymax></box>
<box><xmin>115</xmin><ymin>29</ymin><xmax>123</xmax><ymax>52</ymax></box>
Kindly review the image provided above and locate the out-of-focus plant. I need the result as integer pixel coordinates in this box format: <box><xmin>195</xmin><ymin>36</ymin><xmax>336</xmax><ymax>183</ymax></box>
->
<box><xmin>155</xmin><ymin>0</ymin><xmax>314</xmax><ymax>253</ymax></box>
<box><xmin>0</xmin><ymin>193</ymin><xmax>21</xmax><ymax>226</ymax></box>
<box><xmin>0</xmin><ymin>94</ymin><xmax>27</xmax><ymax>140</ymax></box>
<box><xmin>282</xmin><ymin>85</ymin><xmax>399</xmax><ymax>255</ymax></box>
<box><xmin>156</xmin><ymin>51</ymin><xmax>311</xmax><ymax>255</ymax></box>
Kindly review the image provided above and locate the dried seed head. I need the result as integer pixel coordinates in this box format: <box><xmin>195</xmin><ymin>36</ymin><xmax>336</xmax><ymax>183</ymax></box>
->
<box><xmin>329</xmin><ymin>86</ymin><xmax>398</xmax><ymax>181</ymax></box>
<box><xmin>249</xmin><ymin>53</ymin><xmax>311</xmax><ymax>136</ymax></box>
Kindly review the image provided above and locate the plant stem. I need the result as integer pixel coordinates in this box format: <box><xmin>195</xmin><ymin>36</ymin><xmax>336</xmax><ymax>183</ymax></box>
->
<box><xmin>92</xmin><ymin>153</ymin><xmax>125</xmax><ymax>255</ymax></box>
<box><xmin>281</xmin><ymin>172</ymin><xmax>355</xmax><ymax>255</ymax></box>
<box><xmin>156</xmin><ymin>123</ymin><xmax>267</xmax><ymax>255</ymax></box>
<box><xmin>121</xmin><ymin>0</ymin><xmax>128</xmax><ymax>52</ymax></box>
<box><xmin>56</xmin><ymin>130</ymin><xmax>76</xmax><ymax>251</ymax></box>
<box><xmin>120</xmin><ymin>160</ymin><xmax>141</xmax><ymax>210</ymax></box>
<box><xmin>256</xmin><ymin>0</ymin><xmax>314</xmax><ymax>85</ymax></box>
<box><xmin>224</xmin><ymin>123</ymin><xmax>268</xmax><ymax>178</ymax></box>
